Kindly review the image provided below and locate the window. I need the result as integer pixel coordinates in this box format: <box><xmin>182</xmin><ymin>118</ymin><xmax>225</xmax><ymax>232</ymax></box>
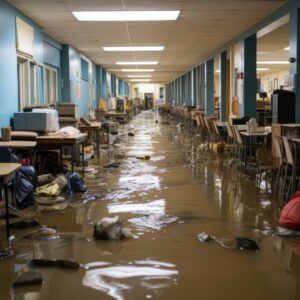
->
<box><xmin>44</xmin><ymin>66</ymin><xmax>58</xmax><ymax>104</ymax></box>
<box><xmin>17</xmin><ymin>55</ymin><xmax>39</xmax><ymax>110</ymax></box>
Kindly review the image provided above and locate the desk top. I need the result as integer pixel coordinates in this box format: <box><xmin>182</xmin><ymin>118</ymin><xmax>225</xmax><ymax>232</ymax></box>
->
<box><xmin>0</xmin><ymin>163</ymin><xmax>21</xmax><ymax>178</ymax></box>
<box><xmin>240</xmin><ymin>131</ymin><xmax>270</xmax><ymax>137</ymax></box>
<box><xmin>78</xmin><ymin>122</ymin><xmax>101</xmax><ymax>131</ymax></box>
<box><xmin>36</xmin><ymin>133</ymin><xmax>87</xmax><ymax>145</ymax></box>
<box><xmin>282</xmin><ymin>124</ymin><xmax>300</xmax><ymax>128</ymax></box>
<box><xmin>10</xmin><ymin>131</ymin><xmax>38</xmax><ymax>141</ymax></box>
<box><xmin>105</xmin><ymin>111</ymin><xmax>127</xmax><ymax>116</ymax></box>
<box><xmin>0</xmin><ymin>140</ymin><xmax>37</xmax><ymax>148</ymax></box>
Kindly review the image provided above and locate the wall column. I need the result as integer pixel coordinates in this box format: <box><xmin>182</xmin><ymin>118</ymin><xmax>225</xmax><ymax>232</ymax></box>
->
<box><xmin>205</xmin><ymin>59</ymin><xmax>214</xmax><ymax>116</ymax></box>
<box><xmin>220</xmin><ymin>51</ymin><xmax>227</xmax><ymax>121</ymax></box>
<box><xmin>290</xmin><ymin>8</ymin><xmax>300</xmax><ymax>122</ymax></box>
<box><xmin>242</xmin><ymin>34</ymin><xmax>257</xmax><ymax>118</ymax></box>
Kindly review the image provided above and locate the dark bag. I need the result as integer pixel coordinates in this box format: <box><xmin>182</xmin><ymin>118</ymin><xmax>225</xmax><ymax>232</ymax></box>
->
<box><xmin>67</xmin><ymin>172</ymin><xmax>87</xmax><ymax>193</ymax></box>
<box><xmin>15</xmin><ymin>167</ymin><xmax>36</xmax><ymax>209</ymax></box>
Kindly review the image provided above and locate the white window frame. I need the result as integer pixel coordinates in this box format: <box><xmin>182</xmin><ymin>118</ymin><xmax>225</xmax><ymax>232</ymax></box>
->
<box><xmin>17</xmin><ymin>54</ymin><xmax>39</xmax><ymax>110</ymax></box>
<box><xmin>44</xmin><ymin>65</ymin><xmax>58</xmax><ymax>104</ymax></box>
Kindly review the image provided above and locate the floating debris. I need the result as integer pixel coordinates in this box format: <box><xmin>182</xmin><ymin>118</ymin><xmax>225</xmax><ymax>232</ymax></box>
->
<box><xmin>197</xmin><ymin>232</ymin><xmax>259</xmax><ymax>251</ymax></box>
<box><xmin>93</xmin><ymin>216</ymin><xmax>133</xmax><ymax>240</ymax></box>
<box><xmin>10</xmin><ymin>218</ymin><xmax>40</xmax><ymax>229</ymax></box>
<box><xmin>35</xmin><ymin>196</ymin><xmax>66</xmax><ymax>205</ymax></box>
<box><xmin>128</xmin><ymin>132</ymin><xmax>135</xmax><ymax>137</ymax></box>
<box><xmin>13</xmin><ymin>271</ymin><xmax>43</xmax><ymax>287</ymax></box>
<box><xmin>31</xmin><ymin>259</ymin><xmax>81</xmax><ymax>269</ymax></box>
<box><xmin>135</xmin><ymin>155</ymin><xmax>151</xmax><ymax>160</ymax></box>
<box><xmin>103</xmin><ymin>162</ymin><xmax>121</xmax><ymax>168</ymax></box>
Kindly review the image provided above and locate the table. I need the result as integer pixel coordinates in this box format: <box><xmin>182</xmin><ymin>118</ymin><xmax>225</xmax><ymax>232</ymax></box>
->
<box><xmin>36</xmin><ymin>133</ymin><xmax>87</xmax><ymax>177</ymax></box>
<box><xmin>0</xmin><ymin>163</ymin><xmax>21</xmax><ymax>240</ymax></box>
<box><xmin>0</xmin><ymin>141</ymin><xmax>37</xmax><ymax>164</ymax></box>
<box><xmin>282</xmin><ymin>124</ymin><xmax>300</xmax><ymax>138</ymax></box>
<box><xmin>78</xmin><ymin>122</ymin><xmax>101</xmax><ymax>160</ymax></box>
<box><xmin>105</xmin><ymin>111</ymin><xmax>129</xmax><ymax>124</ymax></box>
<box><xmin>10</xmin><ymin>131</ymin><xmax>38</xmax><ymax>141</ymax></box>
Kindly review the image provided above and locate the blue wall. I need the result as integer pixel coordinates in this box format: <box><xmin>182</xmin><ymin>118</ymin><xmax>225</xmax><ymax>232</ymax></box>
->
<box><xmin>0</xmin><ymin>0</ymin><xmax>18</xmax><ymax>127</ymax></box>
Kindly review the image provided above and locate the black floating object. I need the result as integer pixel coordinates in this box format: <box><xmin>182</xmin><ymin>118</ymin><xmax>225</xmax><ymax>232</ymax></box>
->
<box><xmin>128</xmin><ymin>132</ymin><xmax>134</xmax><ymax>136</ymax></box>
<box><xmin>13</xmin><ymin>271</ymin><xmax>43</xmax><ymax>287</ymax></box>
<box><xmin>10</xmin><ymin>219</ymin><xmax>40</xmax><ymax>229</ymax></box>
<box><xmin>103</xmin><ymin>162</ymin><xmax>121</xmax><ymax>168</ymax></box>
<box><xmin>234</xmin><ymin>237</ymin><xmax>260</xmax><ymax>251</ymax></box>
<box><xmin>110</xmin><ymin>131</ymin><xmax>118</xmax><ymax>135</ymax></box>
<box><xmin>155</xmin><ymin>120</ymin><xmax>159</xmax><ymax>123</ymax></box>
<box><xmin>31</xmin><ymin>259</ymin><xmax>57</xmax><ymax>267</ymax></box>
<box><xmin>197</xmin><ymin>232</ymin><xmax>211</xmax><ymax>243</ymax></box>
<box><xmin>31</xmin><ymin>259</ymin><xmax>80</xmax><ymax>269</ymax></box>
<box><xmin>56</xmin><ymin>260</ymin><xmax>80</xmax><ymax>269</ymax></box>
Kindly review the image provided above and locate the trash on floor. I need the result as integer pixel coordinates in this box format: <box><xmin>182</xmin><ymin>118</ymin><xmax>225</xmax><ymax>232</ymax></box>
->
<box><xmin>37</xmin><ymin>173</ymin><xmax>55</xmax><ymax>186</ymax></box>
<box><xmin>135</xmin><ymin>155</ymin><xmax>151</xmax><ymax>160</ymax></box>
<box><xmin>103</xmin><ymin>162</ymin><xmax>121</xmax><ymax>168</ymax></box>
<box><xmin>197</xmin><ymin>232</ymin><xmax>259</xmax><ymax>250</ymax></box>
<box><xmin>13</xmin><ymin>270</ymin><xmax>43</xmax><ymax>287</ymax></box>
<box><xmin>93</xmin><ymin>216</ymin><xmax>133</xmax><ymax>240</ymax></box>
<box><xmin>67</xmin><ymin>172</ymin><xmax>87</xmax><ymax>193</ymax></box>
<box><xmin>31</xmin><ymin>259</ymin><xmax>81</xmax><ymax>269</ymax></box>
<box><xmin>36</xmin><ymin>182</ymin><xmax>61</xmax><ymax>197</ymax></box>
<box><xmin>22</xmin><ymin>227</ymin><xmax>58</xmax><ymax>240</ymax></box>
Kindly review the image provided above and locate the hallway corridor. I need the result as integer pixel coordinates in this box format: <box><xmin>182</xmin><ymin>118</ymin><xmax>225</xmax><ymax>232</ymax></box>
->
<box><xmin>1</xmin><ymin>111</ymin><xmax>300</xmax><ymax>300</ymax></box>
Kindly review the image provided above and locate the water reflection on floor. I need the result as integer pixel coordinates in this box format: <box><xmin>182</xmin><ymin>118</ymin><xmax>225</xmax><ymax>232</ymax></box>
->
<box><xmin>1</xmin><ymin>111</ymin><xmax>300</xmax><ymax>300</ymax></box>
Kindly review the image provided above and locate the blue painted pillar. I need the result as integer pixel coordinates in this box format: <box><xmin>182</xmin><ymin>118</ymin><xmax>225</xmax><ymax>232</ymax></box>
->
<box><xmin>205</xmin><ymin>59</ymin><xmax>214</xmax><ymax>116</ymax></box>
<box><xmin>290</xmin><ymin>8</ymin><xmax>300</xmax><ymax>122</ymax></box>
<box><xmin>220</xmin><ymin>51</ymin><xmax>227</xmax><ymax>121</ymax></box>
<box><xmin>101</xmin><ymin>68</ymin><xmax>107</xmax><ymax>100</ymax></box>
<box><xmin>242</xmin><ymin>34</ymin><xmax>257</xmax><ymax>118</ymax></box>
<box><xmin>95</xmin><ymin>65</ymin><xmax>102</xmax><ymax>105</ymax></box>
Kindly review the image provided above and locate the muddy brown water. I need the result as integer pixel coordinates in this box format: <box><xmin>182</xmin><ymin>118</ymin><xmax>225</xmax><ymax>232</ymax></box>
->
<box><xmin>1</xmin><ymin>111</ymin><xmax>300</xmax><ymax>300</ymax></box>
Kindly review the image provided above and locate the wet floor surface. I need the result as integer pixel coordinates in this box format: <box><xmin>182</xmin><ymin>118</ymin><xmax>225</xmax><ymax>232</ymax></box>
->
<box><xmin>1</xmin><ymin>111</ymin><xmax>300</xmax><ymax>299</ymax></box>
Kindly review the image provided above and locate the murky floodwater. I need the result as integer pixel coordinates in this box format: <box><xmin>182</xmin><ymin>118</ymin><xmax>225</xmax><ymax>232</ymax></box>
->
<box><xmin>1</xmin><ymin>110</ymin><xmax>300</xmax><ymax>300</ymax></box>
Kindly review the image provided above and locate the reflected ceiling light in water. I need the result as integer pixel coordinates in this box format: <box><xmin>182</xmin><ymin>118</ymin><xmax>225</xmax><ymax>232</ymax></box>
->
<box><xmin>108</xmin><ymin>199</ymin><xmax>165</xmax><ymax>215</ymax></box>
<box><xmin>82</xmin><ymin>260</ymin><xmax>178</xmax><ymax>300</ymax></box>
<box><xmin>257</xmin><ymin>61</ymin><xmax>289</xmax><ymax>65</ymax></box>
<box><xmin>284</xmin><ymin>46</ymin><xmax>290</xmax><ymax>51</ymax></box>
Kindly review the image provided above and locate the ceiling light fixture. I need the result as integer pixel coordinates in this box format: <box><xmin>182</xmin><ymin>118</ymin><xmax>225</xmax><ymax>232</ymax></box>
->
<box><xmin>116</xmin><ymin>61</ymin><xmax>158</xmax><ymax>65</ymax></box>
<box><xmin>215</xmin><ymin>70</ymin><xmax>220</xmax><ymax>73</ymax></box>
<box><xmin>72</xmin><ymin>11</ymin><xmax>180</xmax><ymax>21</ymax></box>
<box><xmin>284</xmin><ymin>46</ymin><xmax>290</xmax><ymax>51</ymax></box>
<box><xmin>103</xmin><ymin>46</ymin><xmax>164</xmax><ymax>52</ymax></box>
<box><xmin>121</xmin><ymin>69</ymin><xmax>155</xmax><ymax>72</ymax></box>
<box><xmin>127</xmin><ymin>75</ymin><xmax>152</xmax><ymax>78</ymax></box>
<box><xmin>257</xmin><ymin>61</ymin><xmax>289</xmax><ymax>65</ymax></box>
<box><xmin>129</xmin><ymin>79</ymin><xmax>151</xmax><ymax>82</ymax></box>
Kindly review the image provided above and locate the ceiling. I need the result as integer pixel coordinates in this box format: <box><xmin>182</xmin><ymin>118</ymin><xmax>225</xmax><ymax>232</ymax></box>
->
<box><xmin>7</xmin><ymin>0</ymin><xmax>288</xmax><ymax>84</ymax></box>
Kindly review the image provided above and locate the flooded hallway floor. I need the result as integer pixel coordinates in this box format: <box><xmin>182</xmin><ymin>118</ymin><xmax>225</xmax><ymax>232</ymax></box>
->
<box><xmin>1</xmin><ymin>111</ymin><xmax>300</xmax><ymax>300</ymax></box>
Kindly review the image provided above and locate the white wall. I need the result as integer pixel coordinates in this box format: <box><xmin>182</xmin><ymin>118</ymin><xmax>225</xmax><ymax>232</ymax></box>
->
<box><xmin>257</xmin><ymin>69</ymin><xmax>289</xmax><ymax>97</ymax></box>
<box><xmin>130</xmin><ymin>83</ymin><xmax>165</xmax><ymax>105</ymax></box>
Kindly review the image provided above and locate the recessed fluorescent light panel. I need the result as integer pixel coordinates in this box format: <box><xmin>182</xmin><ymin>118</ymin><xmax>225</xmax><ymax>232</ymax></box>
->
<box><xmin>257</xmin><ymin>68</ymin><xmax>270</xmax><ymax>71</ymax></box>
<box><xmin>130</xmin><ymin>79</ymin><xmax>151</xmax><ymax>82</ymax></box>
<box><xmin>122</xmin><ymin>69</ymin><xmax>154</xmax><ymax>72</ymax></box>
<box><xmin>127</xmin><ymin>75</ymin><xmax>152</xmax><ymax>78</ymax></box>
<box><xmin>257</xmin><ymin>61</ymin><xmax>289</xmax><ymax>65</ymax></box>
<box><xmin>72</xmin><ymin>11</ymin><xmax>180</xmax><ymax>21</ymax></box>
<box><xmin>103</xmin><ymin>46</ymin><xmax>164</xmax><ymax>52</ymax></box>
<box><xmin>116</xmin><ymin>61</ymin><xmax>158</xmax><ymax>65</ymax></box>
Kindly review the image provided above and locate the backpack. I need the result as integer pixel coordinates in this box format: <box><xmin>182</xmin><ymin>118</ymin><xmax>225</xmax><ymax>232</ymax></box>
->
<box><xmin>279</xmin><ymin>192</ymin><xmax>300</xmax><ymax>230</ymax></box>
